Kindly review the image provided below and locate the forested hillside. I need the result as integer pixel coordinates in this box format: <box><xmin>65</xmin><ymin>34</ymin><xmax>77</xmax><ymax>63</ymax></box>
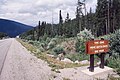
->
<box><xmin>20</xmin><ymin>0</ymin><xmax>120</xmax><ymax>40</ymax></box>
<box><xmin>0</xmin><ymin>19</ymin><xmax>33</xmax><ymax>37</ymax></box>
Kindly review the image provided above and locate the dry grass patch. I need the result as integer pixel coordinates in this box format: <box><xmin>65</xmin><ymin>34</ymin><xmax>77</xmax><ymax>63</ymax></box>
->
<box><xmin>17</xmin><ymin>39</ymin><xmax>38</xmax><ymax>53</ymax></box>
<box><xmin>37</xmin><ymin>52</ymin><xmax>88</xmax><ymax>69</ymax></box>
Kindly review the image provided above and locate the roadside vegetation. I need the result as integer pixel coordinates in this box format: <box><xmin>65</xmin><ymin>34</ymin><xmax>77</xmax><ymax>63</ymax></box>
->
<box><xmin>19</xmin><ymin>28</ymin><xmax>120</xmax><ymax>79</ymax></box>
<box><xmin>17</xmin><ymin>29</ymin><xmax>92</xmax><ymax>70</ymax></box>
<box><xmin>18</xmin><ymin>29</ymin><xmax>99</xmax><ymax>73</ymax></box>
<box><xmin>104</xmin><ymin>30</ymin><xmax>120</xmax><ymax>75</ymax></box>
<box><xmin>17</xmin><ymin>38</ymin><xmax>88</xmax><ymax>70</ymax></box>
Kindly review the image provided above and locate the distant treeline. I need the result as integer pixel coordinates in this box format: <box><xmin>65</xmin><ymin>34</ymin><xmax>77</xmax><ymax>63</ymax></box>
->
<box><xmin>20</xmin><ymin>0</ymin><xmax>120</xmax><ymax>40</ymax></box>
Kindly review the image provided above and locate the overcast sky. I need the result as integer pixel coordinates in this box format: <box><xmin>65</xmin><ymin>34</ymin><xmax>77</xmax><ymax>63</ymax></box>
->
<box><xmin>0</xmin><ymin>0</ymin><xmax>97</xmax><ymax>26</ymax></box>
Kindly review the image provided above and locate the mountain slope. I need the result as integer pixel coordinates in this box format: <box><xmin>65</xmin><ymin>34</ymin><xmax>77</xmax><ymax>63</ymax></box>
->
<box><xmin>0</xmin><ymin>19</ymin><xmax>33</xmax><ymax>37</ymax></box>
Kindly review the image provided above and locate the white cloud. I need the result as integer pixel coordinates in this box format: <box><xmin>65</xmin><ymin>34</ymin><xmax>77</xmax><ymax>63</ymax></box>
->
<box><xmin>0</xmin><ymin>0</ymin><xmax>97</xmax><ymax>26</ymax></box>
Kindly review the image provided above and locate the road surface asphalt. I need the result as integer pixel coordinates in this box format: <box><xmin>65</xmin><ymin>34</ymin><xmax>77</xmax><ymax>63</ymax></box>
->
<box><xmin>0</xmin><ymin>38</ymin><xmax>62</xmax><ymax>80</ymax></box>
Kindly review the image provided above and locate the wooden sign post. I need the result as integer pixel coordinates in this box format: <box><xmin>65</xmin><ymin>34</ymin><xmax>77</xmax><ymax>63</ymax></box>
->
<box><xmin>100</xmin><ymin>38</ymin><xmax>106</xmax><ymax>69</ymax></box>
<box><xmin>86</xmin><ymin>38</ymin><xmax>109</xmax><ymax>72</ymax></box>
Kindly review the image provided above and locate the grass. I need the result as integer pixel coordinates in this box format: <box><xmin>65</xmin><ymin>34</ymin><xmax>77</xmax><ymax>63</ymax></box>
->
<box><xmin>37</xmin><ymin>52</ymin><xmax>88</xmax><ymax>69</ymax></box>
<box><xmin>17</xmin><ymin>38</ymin><xmax>88</xmax><ymax>70</ymax></box>
<box><xmin>17</xmin><ymin>38</ymin><xmax>38</xmax><ymax>54</ymax></box>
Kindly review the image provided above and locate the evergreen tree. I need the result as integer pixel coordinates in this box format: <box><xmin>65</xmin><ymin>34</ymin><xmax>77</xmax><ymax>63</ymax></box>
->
<box><xmin>96</xmin><ymin>0</ymin><xmax>108</xmax><ymax>36</ymax></box>
<box><xmin>58</xmin><ymin>10</ymin><xmax>63</xmax><ymax>35</ymax></box>
<box><xmin>37</xmin><ymin>21</ymin><xmax>41</xmax><ymax>40</ymax></box>
<box><xmin>76</xmin><ymin>0</ymin><xmax>86</xmax><ymax>33</ymax></box>
<box><xmin>59</xmin><ymin>10</ymin><xmax>63</xmax><ymax>24</ymax></box>
<box><xmin>87</xmin><ymin>8</ymin><xmax>96</xmax><ymax>35</ymax></box>
<box><xmin>112</xmin><ymin>0</ymin><xmax>120</xmax><ymax>31</ymax></box>
<box><xmin>65</xmin><ymin>13</ymin><xmax>70</xmax><ymax>22</ymax></box>
<box><xmin>96</xmin><ymin>0</ymin><xmax>120</xmax><ymax>36</ymax></box>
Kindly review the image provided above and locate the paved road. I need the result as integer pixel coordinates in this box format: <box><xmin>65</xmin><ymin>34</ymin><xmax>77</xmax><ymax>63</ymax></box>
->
<box><xmin>0</xmin><ymin>39</ymin><xmax>13</xmax><ymax>75</ymax></box>
<box><xmin>0</xmin><ymin>38</ymin><xmax>61</xmax><ymax>80</ymax></box>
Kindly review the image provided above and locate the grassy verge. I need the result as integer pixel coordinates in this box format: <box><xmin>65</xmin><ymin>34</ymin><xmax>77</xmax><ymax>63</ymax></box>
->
<box><xmin>17</xmin><ymin>38</ymin><xmax>88</xmax><ymax>70</ymax></box>
<box><xmin>17</xmin><ymin>39</ymin><xmax>38</xmax><ymax>53</ymax></box>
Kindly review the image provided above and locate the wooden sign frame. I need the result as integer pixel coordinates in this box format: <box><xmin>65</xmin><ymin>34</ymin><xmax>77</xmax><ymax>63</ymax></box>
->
<box><xmin>85</xmin><ymin>39</ymin><xmax>109</xmax><ymax>72</ymax></box>
<box><xmin>86</xmin><ymin>40</ymin><xmax>109</xmax><ymax>54</ymax></box>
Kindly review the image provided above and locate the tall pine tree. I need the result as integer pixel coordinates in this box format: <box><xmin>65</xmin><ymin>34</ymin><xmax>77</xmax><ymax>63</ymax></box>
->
<box><xmin>58</xmin><ymin>10</ymin><xmax>63</xmax><ymax>35</ymax></box>
<box><xmin>96</xmin><ymin>0</ymin><xmax>108</xmax><ymax>36</ymax></box>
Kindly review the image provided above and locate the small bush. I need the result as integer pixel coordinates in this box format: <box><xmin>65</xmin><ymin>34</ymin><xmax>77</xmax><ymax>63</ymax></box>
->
<box><xmin>41</xmin><ymin>34</ymin><xmax>48</xmax><ymax>41</ymax></box>
<box><xmin>75</xmin><ymin>28</ymin><xmax>94</xmax><ymax>53</ymax></box>
<box><xmin>54</xmin><ymin>36</ymin><xmax>66</xmax><ymax>44</ymax></box>
<box><xmin>38</xmin><ymin>46</ymin><xmax>45</xmax><ymax>52</ymax></box>
<box><xmin>40</xmin><ymin>42</ymin><xmax>46</xmax><ymax>48</ymax></box>
<box><xmin>47</xmin><ymin>37</ymin><xmax>63</xmax><ymax>50</ymax></box>
<box><xmin>28</xmin><ymin>40</ymin><xmax>47</xmax><ymax>52</ymax></box>
<box><xmin>47</xmin><ymin>40</ymin><xmax>56</xmax><ymax>49</ymax></box>
<box><xmin>77</xmin><ymin>28</ymin><xmax>94</xmax><ymax>40</ymax></box>
<box><xmin>46</xmin><ymin>37</ymin><xmax>51</xmax><ymax>43</ymax></box>
<box><xmin>51</xmin><ymin>38</ymin><xmax>58</xmax><ymax>42</ymax></box>
<box><xmin>28</xmin><ymin>40</ymin><xmax>34</xmax><ymax>45</ymax></box>
<box><xmin>75</xmin><ymin>40</ymin><xmax>85</xmax><ymax>53</ymax></box>
<box><xmin>52</xmin><ymin>46</ymin><xmax>64</xmax><ymax>55</ymax></box>
<box><xmin>25</xmin><ymin>35</ymin><xmax>33</xmax><ymax>40</ymax></box>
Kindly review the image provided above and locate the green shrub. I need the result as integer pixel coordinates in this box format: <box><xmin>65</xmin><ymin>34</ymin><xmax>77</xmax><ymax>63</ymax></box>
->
<box><xmin>25</xmin><ymin>35</ymin><xmax>34</xmax><ymax>40</ymax></box>
<box><xmin>47</xmin><ymin>39</ymin><xmax>57</xmax><ymax>49</ymax></box>
<box><xmin>38</xmin><ymin>46</ymin><xmax>45</xmax><ymax>52</ymax></box>
<box><xmin>46</xmin><ymin>37</ymin><xmax>51</xmax><ymax>43</ymax></box>
<box><xmin>109</xmin><ymin>30</ymin><xmax>120</xmax><ymax>55</ymax></box>
<box><xmin>41</xmin><ymin>34</ymin><xmax>48</xmax><ymax>41</ymax></box>
<box><xmin>54</xmin><ymin>36</ymin><xmax>66</xmax><ymax>44</ymax></box>
<box><xmin>47</xmin><ymin>41</ymin><xmax>56</xmax><ymax>49</ymax></box>
<box><xmin>28</xmin><ymin>40</ymin><xmax>34</xmax><ymax>45</ymax></box>
<box><xmin>77</xmin><ymin>28</ymin><xmax>94</xmax><ymax>40</ymax></box>
<box><xmin>28</xmin><ymin>40</ymin><xmax>47</xmax><ymax>52</ymax></box>
<box><xmin>75</xmin><ymin>40</ymin><xmax>85</xmax><ymax>53</ymax></box>
<box><xmin>51</xmin><ymin>38</ymin><xmax>58</xmax><ymax>42</ymax></box>
<box><xmin>108</xmin><ymin>56</ymin><xmax>120</xmax><ymax>74</ymax></box>
<box><xmin>40</xmin><ymin>42</ymin><xmax>46</xmax><ymax>48</ymax></box>
<box><xmin>106</xmin><ymin>29</ymin><xmax>120</xmax><ymax>74</ymax></box>
<box><xmin>52</xmin><ymin>46</ymin><xmax>64</xmax><ymax>55</ymax></box>
<box><xmin>28</xmin><ymin>40</ymin><xmax>40</xmax><ymax>46</ymax></box>
<box><xmin>75</xmin><ymin>28</ymin><xmax>94</xmax><ymax>53</ymax></box>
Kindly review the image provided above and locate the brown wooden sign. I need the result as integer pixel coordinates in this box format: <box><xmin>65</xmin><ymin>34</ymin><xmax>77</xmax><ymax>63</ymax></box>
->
<box><xmin>86</xmin><ymin>40</ymin><xmax>109</xmax><ymax>54</ymax></box>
